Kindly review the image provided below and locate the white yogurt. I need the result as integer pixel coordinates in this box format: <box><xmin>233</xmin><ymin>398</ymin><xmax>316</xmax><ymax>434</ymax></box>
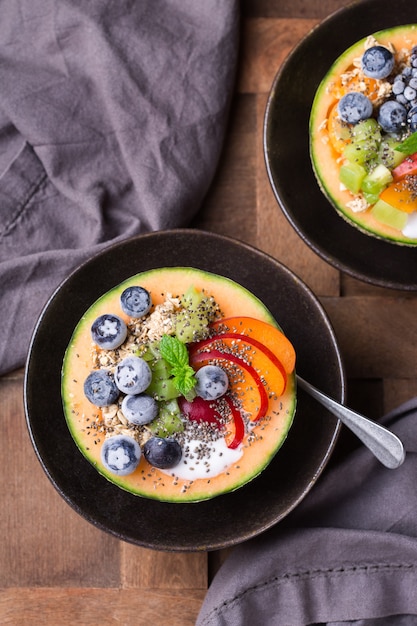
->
<box><xmin>160</xmin><ymin>436</ymin><xmax>243</xmax><ymax>480</ymax></box>
<box><xmin>402</xmin><ymin>211</ymin><xmax>417</xmax><ymax>238</ymax></box>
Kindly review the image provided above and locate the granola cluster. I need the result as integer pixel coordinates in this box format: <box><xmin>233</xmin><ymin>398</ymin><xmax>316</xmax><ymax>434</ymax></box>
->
<box><xmin>89</xmin><ymin>294</ymin><xmax>182</xmax><ymax>441</ymax></box>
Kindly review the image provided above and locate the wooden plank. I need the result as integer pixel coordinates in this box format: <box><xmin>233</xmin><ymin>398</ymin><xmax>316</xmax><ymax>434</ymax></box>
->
<box><xmin>0</xmin><ymin>588</ymin><xmax>206</xmax><ymax>626</ymax></box>
<box><xmin>4</xmin><ymin>2</ymin><xmax>417</xmax><ymax>623</ymax></box>
<box><xmin>320</xmin><ymin>296</ymin><xmax>417</xmax><ymax>378</ymax></box>
<box><xmin>255</xmin><ymin>94</ymin><xmax>340</xmax><ymax>296</ymax></box>
<box><xmin>121</xmin><ymin>544</ymin><xmax>207</xmax><ymax>589</ymax></box>
<box><xmin>0</xmin><ymin>375</ymin><xmax>209</xmax><ymax>592</ymax></box>
<box><xmin>237</xmin><ymin>18</ymin><xmax>318</xmax><ymax>95</ymax></box>
<box><xmin>0</xmin><ymin>375</ymin><xmax>121</xmax><ymax>588</ymax></box>
<box><xmin>341</xmin><ymin>273</ymin><xmax>417</xmax><ymax>297</ymax></box>
<box><xmin>192</xmin><ymin>94</ymin><xmax>258</xmax><ymax>247</ymax></box>
<box><xmin>242</xmin><ymin>0</ymin><xmax>352</xmax><ymax>19</ymax></box>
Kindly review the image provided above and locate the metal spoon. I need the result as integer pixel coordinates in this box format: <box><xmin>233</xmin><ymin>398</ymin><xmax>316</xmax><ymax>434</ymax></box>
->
<box><xmin>297</xmin><ymin>375</ymin><xmax>406</xmax><ymax>469</ymax></box>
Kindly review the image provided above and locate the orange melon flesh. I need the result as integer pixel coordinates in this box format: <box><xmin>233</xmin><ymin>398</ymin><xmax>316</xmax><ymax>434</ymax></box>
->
<box><xmin>310</xmin><ymin>25</ymin><xmax>417</xmax><ymax>245</ymax></box>
<box><xmin>61</xmin><ymin>267</ymin><xmax>296</xmax><ymax>503</ymax></box>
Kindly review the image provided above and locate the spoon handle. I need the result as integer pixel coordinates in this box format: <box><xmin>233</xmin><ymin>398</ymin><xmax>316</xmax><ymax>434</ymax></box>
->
<box><xmin>297</xmin><ymin>375</ymin><xmax>405</xmax><ymax>469</ymax></box>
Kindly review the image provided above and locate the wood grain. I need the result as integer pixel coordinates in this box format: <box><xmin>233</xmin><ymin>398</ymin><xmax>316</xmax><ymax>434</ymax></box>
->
<box><xmin>0</xmin><ymin>588</ymin><xmax>206</xmax><ymax>626</ymax></box>
<box><xmin>2</xmin><ymin>0</ymin><xmax>415</xmax><ymax>623</ymax></box>
<box><xmin>321</xmin><ymin>296</ymin><xmax>417</xmax><ymax>379</ymax></box>
<box><xmin>255</xmin><ymin>93</ymin><xmax>341</xmax><ymax>296</ymax></box>
<box><xmin>237</xmin><ymin>18</ymin><xmax>317</xmax><ymax>94</ymax></box>
<box><xmin>191</xmin><ymin>94</ymin><xmax>258</xmax><ymax>247</ymax></box>
<box><xmin>242</xmin><ymin>0</ymin><xmax>352</xmax><ymax>19</ymax></box>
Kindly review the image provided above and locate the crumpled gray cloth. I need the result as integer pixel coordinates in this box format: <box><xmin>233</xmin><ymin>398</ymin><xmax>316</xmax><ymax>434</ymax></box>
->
<box><xmin>0</xmin><ymin>0</ymin><xmax>239</xmax><ymax>374</ymax></box>
<box><xmin>196</xmin><ymin>399</ymin><xmax>417</xmax><ymax>625</ymax></box>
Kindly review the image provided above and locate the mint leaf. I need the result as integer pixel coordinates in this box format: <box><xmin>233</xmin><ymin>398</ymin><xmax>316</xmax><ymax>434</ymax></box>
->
<box><xmin>159</xmin><ymin>335</ymin><xmax>196</xmax><ymax>399</ymax></box>
<box><xmin>396</xmin><ymin>132</ymin><xmax>417</xmax><ymax>156</ymax></box>
<box><xmin>159</xmin><ymin>334</ymin><xmax>188</xmax><ymax>367</ymax></box>
<box><xmin>174</xmin><ymin>366</ymin><xmax>197</xmax><ymax>399</ymax></box>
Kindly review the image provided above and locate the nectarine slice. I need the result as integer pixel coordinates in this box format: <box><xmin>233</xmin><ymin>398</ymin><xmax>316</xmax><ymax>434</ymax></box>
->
<box><xmin>210</xmin><ymin>316</ymin><xmax>296</xmax><ymax>374</ymax></box>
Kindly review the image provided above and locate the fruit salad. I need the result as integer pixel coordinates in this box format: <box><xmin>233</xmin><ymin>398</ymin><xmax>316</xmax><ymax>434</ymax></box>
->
<box><xmin>310</xmin><ymin>24</ymin><xmax>417</xmax><ymax>244</ymax></box>
<box><xmin>61</xmin><ymin>268</ymin><xmax>296</xmax><ymax>502</ymax></box>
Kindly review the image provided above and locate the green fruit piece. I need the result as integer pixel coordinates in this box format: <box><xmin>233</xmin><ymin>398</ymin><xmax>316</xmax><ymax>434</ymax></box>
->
<box><xmin>151</xmin><ymin>357</ymin><xmax>172</xmax><ymax>378</ymax></box>
<box><xmin>378</xmin><ymin>137</ymin><xmax>406</xmax><ymax>169</ymax></box>
<box><xmin>361</xmin><ymin>163</ymin><xmax>393</xmax><ymax>197</ymax></box>
<box><xmin>363</xmin><ymin>191</ymin><xmax>380</xmax><ymax>205</ymax></box>
<box><xmin>181</xmin><ymin>285</ymin><xmax>205</xmax><ymax>309</ymax></box>
<box><xmin>371</xmin><ymin>199</ymin><xmax>408</xmax><ymax>230</ymax></box>
<box><xmin>139</xmin><ymin>341</ymin><xmax>163</xmax><ymax>361</ymax></box>
<box><xmin>365</xmin><ymin>163</ymin><xmax>393</xmax><ymax>187</ymax></box>
<box><xmin>138</xmin><ymin>346</ymin><xmax>153</xmax><ymax>361</ymax></box>
<box><xmin>339</xmin><ymin>162</ymin><xmax>367</xmax><ymax>193</ymax></box>
<box><xmin>351</xmin><ymin>118</ymin><xmax>381</xmax><ymax>142</ymax></box>
<box><xmin>148</xmin><ymin>399</ymin><xmax>184</xmax><ymax>437</ymax></box>
<box><xmin>361</xmin><ymin>178</ymin><xmax>384</xmax><ymax>195</ymax></box>
<box><xmin>174</xmin><ymin>310</ymin><xmax>209</xmax><ymax>343</ymax></box>
<box><xmin>343</xmin><ymin>140</ymin><xmax>378</xmax><ymax>166</ymax></box>
<box><xmin>146</xmin><ymin>376</ymin><xmax>180</xmax><ymax>401</ymax></box>
<box><xmin>174</xmin><ymin>284</ymin><xmax>220</xmax><ymax>343</ymax></box>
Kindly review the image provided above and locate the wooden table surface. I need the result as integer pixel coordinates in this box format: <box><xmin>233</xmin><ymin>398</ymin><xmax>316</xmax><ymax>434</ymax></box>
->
<box><xmin>3</xmin><ymin>1</ymin><xmax>417</xmax><ymax>624</ymax></box>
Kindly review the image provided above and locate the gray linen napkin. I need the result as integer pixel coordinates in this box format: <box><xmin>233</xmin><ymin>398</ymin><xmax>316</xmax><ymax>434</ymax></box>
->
<box><xmin>196</xmin><ymin>399</ymin><xmax>417</xmax><ymax>625</ymax></box>
<box><xmin>0</xmin><ymin>0</ymin><xmax>239</xmax><ymax>374</ymax></box>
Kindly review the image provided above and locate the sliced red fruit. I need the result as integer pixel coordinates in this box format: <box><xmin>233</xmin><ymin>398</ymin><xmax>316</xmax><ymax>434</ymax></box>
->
<box><xmin>392</xmin><ymin>152</ymin><xmax>417</xmax><ymax>182</ymax></box>
<box><xmin>223</xmin><ymin>396</ymin><xmax>245</xmax><ymax>449</ymax></box>
<box><xmin>189</xmin><ymin>348</ymin><xmax>269</xmax><ymax>422</ymax></box>
<box><xmin>177</xmin><ymin>395</ymin><xmax>245</xmax><ymax>450</ymax></box>
<box><xmin>191</xmin><ymin>332</ymin><xmax>287</xmax><ymax>390</ymax></box>
<box><xmin>210</xmin><ymin>316</ymin><xmax>296</xmax><ymax>374</ymax></box>
<box><xmin>178</xmin><ymin>396</ymin><xmax>221</xmax><ymax>426</ymax></box>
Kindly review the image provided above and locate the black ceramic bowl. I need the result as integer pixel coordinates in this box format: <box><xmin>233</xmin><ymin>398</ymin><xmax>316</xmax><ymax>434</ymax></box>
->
<box><xmin>264</xmin><ymin>0</ymin><xmax>417</xmax><ymax>290</ymax></box>
<box><xmin>24</xmin><ymin>230</ymin><xmax>343</xmax><ymax>551</ymax></box>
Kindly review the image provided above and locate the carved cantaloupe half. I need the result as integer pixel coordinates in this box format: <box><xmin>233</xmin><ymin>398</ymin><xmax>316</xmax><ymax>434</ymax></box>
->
<box><xmin>61</xmin><ymin>267</ymin><xmax>296</xmax><ymax>502</ymax></box>
<box><xmin>310</xmin><ymin>25</ymin><xmax>417</xmax><ymax>245</ymax></box>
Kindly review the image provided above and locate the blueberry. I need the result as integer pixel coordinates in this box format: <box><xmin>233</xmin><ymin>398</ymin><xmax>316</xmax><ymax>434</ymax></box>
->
<box><xmin>408</xmin><ymin>105</ymin><xmax>417</xmax><ymax>132</ymax></box>
<box><xmin>393</xmin><ymin>79</ymin><xmax>405</xmax><ymax>95</ymax></box>
<box><xmin>91</xmin><ymin>314</ymin><xmax>127</xmax><ymax>350</ymax></box>
<box><xmin>114</xmin><ymin>356</ymin><xmax>152</xmax><ymax>395</ymax></box>
<box><xmin>120</xmin><ymin>286</ymin><xmax>152</xmax><ymax>318</ymax></box>
<box><xmin>195</xmin><ymin>365</ymin><xmax>229</xmax><ymax>400</ymax></box>
<box><xmin>101</xmin><ymin>435</ymin><xmax>141</xmax><ymax>476</ymax></box>
<box><xmin>378</xmin><ymin>100</ymin><xmax>407</xmax><ymax>133</ymax></box>
<box><xmin>121</xmin><ymin>393</ymin><xmax>158</xmax><ymax>425</ymax></box>
<box><xmin>361</xmin><ymin>46</ymin><xmax>394</xmax><ymax>79</ymax></box>
<box><xmin>338</xmin><ymin>92</ymin><xmax>373</xmax><ymax>124</ymax></box>
<box><xmin>404</xmin><ymin>86</ymin><xmax>417</xmax><ymax>102</ymax></box>
<box><xmin>396</xmin><ymin>94</ymin><xmax>408</xmax><ymax>106</ymax></box>
<box><xmin>143</xmin><ymin>437</ymin><xmax>182</xmax><ymax>469</ymax></box>
<box><xmin>84</xmin><ymin>369</ymin><xmax>119</xmax><ymax>406</ymax></box>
